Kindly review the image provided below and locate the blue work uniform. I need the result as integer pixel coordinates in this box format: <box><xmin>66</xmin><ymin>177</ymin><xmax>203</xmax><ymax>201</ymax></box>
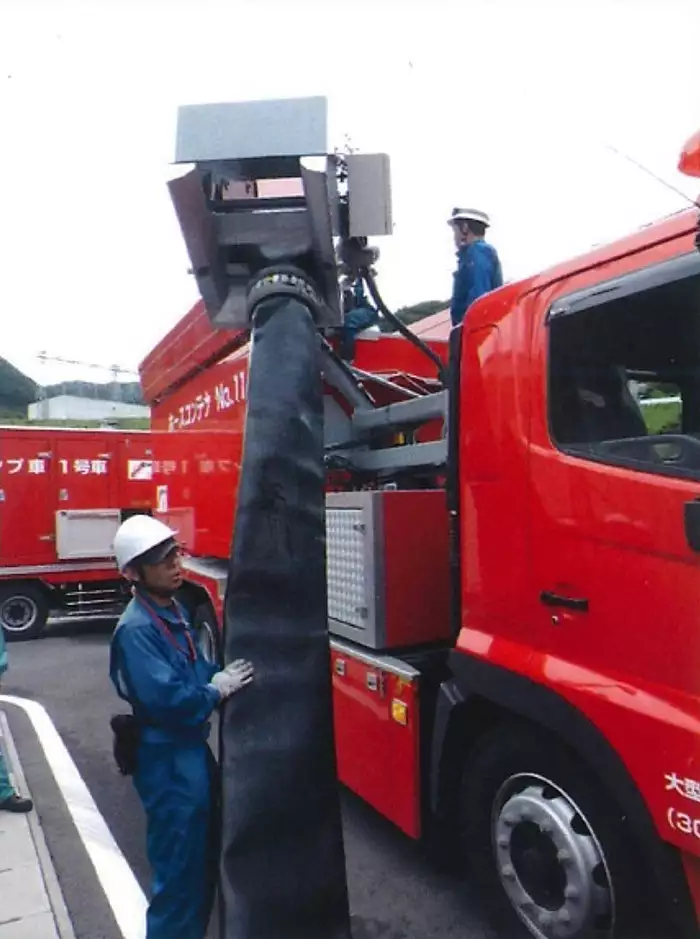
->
<box><xmin>0</xmin><ymin>626</ymin><xmax>14</xmax><ymax>802</ymax></box>
<box><xmin>339</xmin><ymin>278</ymin><xmax>380</xmax><ymax>360</ymax></box>
<box><xmin>450</xmin><ymin>240</ymin><xmax>503</xmax><ymax>327</ymax></box>
<box><xmin>109</xmin><ymin>591</ymin><xmax>220</xmax><ymax>939</ymax></box>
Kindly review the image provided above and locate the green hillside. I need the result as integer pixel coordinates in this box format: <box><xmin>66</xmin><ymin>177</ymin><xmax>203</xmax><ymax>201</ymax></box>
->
<box><xmin>0</xmin><ymin>357</ymin><xmax>38</xmax><ymax>417</ymax></box>
<box><xmin>0</xmin><ymin>357</ymin><xmax>146</xmax><ymax>426</ymax></box>
<box><xmin>41</xmin><ymin>380</ymin><xmax>145</xmax><ymax>405</ymax></box>
<box><xmin>379</xmin><ymin>299</ymin><xmax>449</xmax><ymax>333</ymax></box>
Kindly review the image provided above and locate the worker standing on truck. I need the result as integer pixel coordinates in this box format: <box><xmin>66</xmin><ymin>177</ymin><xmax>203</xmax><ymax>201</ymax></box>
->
<box><xmin>0</xmin><ymin>626</ymin><xmax>33</xmax><ymax>813</ymax></box>
<box><xmin>339</xmin><ymin>276</ymin><xmax>380</xmax><ymax>360</ymax></box>
<box><xmin>109</xmin><ymin>514</ymin><xmax>254</xmax><ymax>939</ymax></box>
<box><xmin>448</xmin><ymin>207</ymin><xmax>503</xmax><ymax>326</ymax></box>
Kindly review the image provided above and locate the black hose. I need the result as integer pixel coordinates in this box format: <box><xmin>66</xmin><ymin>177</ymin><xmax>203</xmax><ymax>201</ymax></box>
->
<box><xmin>218</xmin><ymin>294</ymin><xmax>351</xmax><ymax>939</ymax></box>
<box><xmin>361</xmin><ymin>269</ymin><xmax>448</xmax><ymax>387</ymax></box>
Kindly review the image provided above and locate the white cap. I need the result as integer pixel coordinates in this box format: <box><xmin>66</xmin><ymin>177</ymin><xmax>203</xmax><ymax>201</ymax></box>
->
<box><xmin>113</xmin><ymin>515</ymin><xmax>178</xmax><ymax>572</ymax></box>
<box><xmin>448</xmin><ymin>207</ymin><xmax>491</xmax><ymax>227</ymax></box>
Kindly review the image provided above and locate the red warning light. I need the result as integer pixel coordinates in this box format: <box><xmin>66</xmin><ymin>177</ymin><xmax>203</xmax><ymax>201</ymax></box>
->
<box><xmin>679</xmin><ymin>130</ymin><xmax>700</xmax><ymax>178</ymax></box>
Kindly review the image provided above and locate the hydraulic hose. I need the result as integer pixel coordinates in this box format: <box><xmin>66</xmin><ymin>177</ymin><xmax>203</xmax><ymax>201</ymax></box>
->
<box><xmin>218</xmin><ymin>294</ymin><xmax>351</xmax><ymax>939</ymax></box>
<box><xmin>362</xmin><ymin>268</ymin><xmax>448</xmax><ymax>387</ymax></box>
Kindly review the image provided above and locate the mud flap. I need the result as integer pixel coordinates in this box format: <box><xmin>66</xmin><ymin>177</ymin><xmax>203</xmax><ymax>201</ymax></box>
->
<box><xmin>219</xmin><ymin>296</ymin><xmax>351</xmax><ymax>939</ymax></box>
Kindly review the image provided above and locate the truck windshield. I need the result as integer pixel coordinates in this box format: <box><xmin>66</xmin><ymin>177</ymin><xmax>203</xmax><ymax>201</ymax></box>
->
<box><xmin>548</xmin><ymin>262</ymin><xmax>700</xmax><ymax>480</ymax></box>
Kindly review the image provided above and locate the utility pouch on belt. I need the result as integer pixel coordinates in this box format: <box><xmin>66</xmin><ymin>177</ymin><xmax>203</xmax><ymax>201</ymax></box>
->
<box><xmin>110</xmin><ymin>714</ymin><xmax>140</xmax><ymax>776</ymax></box>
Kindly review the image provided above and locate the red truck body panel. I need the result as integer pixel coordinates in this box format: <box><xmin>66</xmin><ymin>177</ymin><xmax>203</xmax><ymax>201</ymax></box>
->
<box><xmin>140</xmin><ymin>299</ymin><xmax>250</xmax><ymax>407</ymax></box>
<box><xmin>378</xmin><ymin>490</ymin><xmax>451</xmax><ymax>648</ymax></box>
<box><xmin>0</xmin><ymin>426</ymin><xmax>153</xmax><ymax>578</ymax></box>
<box><xmin>146</xmin><ymin>321</ymin><xmax>449</xmax><ymax>558</ymax></box>
<box><xmin>147</xmin><ymin>344</ymin><xmax>248</xmax><ymax>559</ymax></box>
<box><xmin>140</xmin><ymin>301</ymin><xmax>450</xmax><ymax>412</ymax></box>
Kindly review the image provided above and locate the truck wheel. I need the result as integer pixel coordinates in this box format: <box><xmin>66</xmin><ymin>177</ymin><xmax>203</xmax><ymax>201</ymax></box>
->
<box><xmin>0</xmin><ymin>584</ymin><xmax>49</xmax><ymax>642</ymax></box>
<box><xmin>192</xmin><ymin>603</ymin><xmax>223</xmax><ymax>667</ymax></box>
<box><xmin>459</xmin><ymin>723</ymin><xmax>663</xmax><ymax>939</ymax></box>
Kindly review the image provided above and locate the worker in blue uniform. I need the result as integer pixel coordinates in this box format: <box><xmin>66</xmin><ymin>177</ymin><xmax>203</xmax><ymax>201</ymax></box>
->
<box><xmin>339</xmin><ymin>276</ymin><xmax>380</xmax><ymax>361</ymax></box>
<box><xmin>109</xmin><ymin>514</ymin><xmax>254</xmax><ymax>939</ymax></box>
<box><xmin>448</xmin><ymin>207</ymin><xmax>503</xmax><ymax>327</ymax></box>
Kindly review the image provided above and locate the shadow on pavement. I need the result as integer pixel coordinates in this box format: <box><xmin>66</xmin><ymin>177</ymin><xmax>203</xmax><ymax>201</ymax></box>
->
<box><xmin>43</xmin><ymin>617</ymin><xmax>118</xmax><ymax>641</ymax></box>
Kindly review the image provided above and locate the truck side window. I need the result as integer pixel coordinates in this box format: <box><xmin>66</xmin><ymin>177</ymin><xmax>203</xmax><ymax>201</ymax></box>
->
<box><xmin>548</xmin><ymin>268</ymin><xmax>700</xmax><ymax>480</ymax></box>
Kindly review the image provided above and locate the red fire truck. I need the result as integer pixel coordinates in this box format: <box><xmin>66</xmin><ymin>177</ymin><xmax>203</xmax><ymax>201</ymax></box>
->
<box><xmin>0</xmin><ymin>426</ymin><xmax>154</xmax><ymax>640</ymax></box>
<box><xmin>139</xmin><ymin>197</ymin><xmax>700</xmax><ymax>936</ymax></box>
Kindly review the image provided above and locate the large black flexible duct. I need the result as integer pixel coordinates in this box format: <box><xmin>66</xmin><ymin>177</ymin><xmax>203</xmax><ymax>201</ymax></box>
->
<box><xmin>219</xmin><ymin>295</ymin><xmax>351</xmax><ymax>939</ymax></box>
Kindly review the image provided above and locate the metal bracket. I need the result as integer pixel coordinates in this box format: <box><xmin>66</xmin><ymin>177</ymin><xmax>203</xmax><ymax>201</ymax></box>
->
<box><xmin>334</xmin><ymin>658</ymin><xmax>346</xmax><ymax>677</ymax></box>
<box><xmin>168</xmin><ymin>96</ymin><xmax>393</xmax><ymax>331</ymax></box>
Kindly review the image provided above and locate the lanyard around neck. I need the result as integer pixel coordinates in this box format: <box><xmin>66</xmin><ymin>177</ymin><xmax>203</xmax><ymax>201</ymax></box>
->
<box><xmin>136</xmin><ymin>593</ymin><xmax>196</xmax><ymax>664</ymax></box>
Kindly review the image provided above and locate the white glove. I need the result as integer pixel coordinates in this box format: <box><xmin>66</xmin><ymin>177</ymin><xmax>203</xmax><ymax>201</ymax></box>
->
<box><xmin>209</xmin><ymin>660</ymin><xmax>254</xmax><ymax>700</ymax></box>
<box><xmin>224</xmin><ymin>659</ymin><xmax>254</xmax><ymax>690</ymax></box>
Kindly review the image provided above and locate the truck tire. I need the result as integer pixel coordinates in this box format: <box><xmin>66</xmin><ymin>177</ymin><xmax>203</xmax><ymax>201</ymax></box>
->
<box><xmin>459</xmin><ymin>722</ymin><xmax>665</xmax><ymax>939</ymax></box>
<box><xmin>192</xmin><ymin>602</ymin><xmax>223</xmax><ymax>668</ymax></box>
<box><xmin>0</xmin><ymin>583</ymin><xmax>50</xmax><ymax>642</ymax></box>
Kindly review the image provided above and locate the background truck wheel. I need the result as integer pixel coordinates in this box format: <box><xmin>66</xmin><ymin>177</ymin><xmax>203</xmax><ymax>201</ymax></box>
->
<box><xmin>0</xmin><ymin>583</ymin><xmax>50</xmax><ymax>642</ymax></box>
<box><xmin>192</xmin><ymin>602</ymin><xmax>223</xmax><ymax>667</ymax></box>
<box><xmin>459</xmin><ymin>723</ymin><xmax>664</xmax><ymax>939</ymax></box>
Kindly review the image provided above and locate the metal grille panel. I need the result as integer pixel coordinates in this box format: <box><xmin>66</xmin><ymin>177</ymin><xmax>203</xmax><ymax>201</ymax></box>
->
<box><xmin>326</xmin><ymin>508</ymin><xmax>367</xmax><ymax>630</ymax></box>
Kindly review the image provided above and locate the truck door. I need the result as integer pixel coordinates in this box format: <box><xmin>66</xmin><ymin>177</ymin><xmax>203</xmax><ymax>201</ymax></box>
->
<box><xmin>528</xmin><ymin>249</ymin><xmax>700</xmax><ymax>706</ymax></box>
<box><xmin>0</xmin><ymin>434</ymin><xmax>54</xmax><ymax>565</ymax></box>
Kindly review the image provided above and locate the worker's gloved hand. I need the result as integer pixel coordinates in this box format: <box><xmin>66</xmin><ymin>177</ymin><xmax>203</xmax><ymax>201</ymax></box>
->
<box><xmin>223</xmin><ymin>659</ymin><xmax>255</xmax><ymax>691</ymax></box>
<box><xmin>208</xmin><ymin>661</ymin><xmax>254</xmax><ymax>700</ymax></box>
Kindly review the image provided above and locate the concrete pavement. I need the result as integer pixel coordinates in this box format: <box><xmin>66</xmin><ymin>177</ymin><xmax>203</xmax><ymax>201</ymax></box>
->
<box><xmin>2</xmin><ymin>619</ymin><xmax>496</xmax><ymax>939</ymax></box>
<box><xmin>0</xmin><ymin>711</ymin><xmax>75</xmax><ymax>939</ymax></box>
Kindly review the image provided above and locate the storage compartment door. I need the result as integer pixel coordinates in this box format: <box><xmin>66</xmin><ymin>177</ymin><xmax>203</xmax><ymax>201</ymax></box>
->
<box><xmin>331</xmin><ymin>644</ymin><xmax>421</xmax><ymax>839</ymax></box>
<box><xmin>326</xmin><ymin>492</ymin><xmax>382</xmax><ymax>647</ymax></box>
<box><xmin>0</xmin><ymin>437</ymin><xmax>54</xmax><ymax>565</ymax></box>
<box><xmin>55</xmin><ymin>509</ymin><xmax>121</xmax><ymax>560</ymax></box>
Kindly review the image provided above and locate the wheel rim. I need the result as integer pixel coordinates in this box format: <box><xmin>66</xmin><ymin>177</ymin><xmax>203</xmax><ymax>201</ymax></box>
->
<box><xmin>491</xmin><ymin>773</ymin><xmax>614</xmax><ymax>939</ymax></box>
<box><xmin>1</xmin><ymin>595</ymin><xmax>39</xmax><ymax>634</ymax></box>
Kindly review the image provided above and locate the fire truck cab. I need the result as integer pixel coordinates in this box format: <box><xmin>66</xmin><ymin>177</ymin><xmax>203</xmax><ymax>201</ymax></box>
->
<box><xmin>140</xmin><ymin>201</ymin><xmax>700</xmax><ymax>938</ymax></box>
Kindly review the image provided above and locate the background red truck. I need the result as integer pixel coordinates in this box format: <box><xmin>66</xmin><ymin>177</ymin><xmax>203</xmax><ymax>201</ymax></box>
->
<box><xmin>140</xmin><ymin>203</ymin><xmax>700</xmax><ymax>938</ymax></box>
<box><xmin>0</xmin><ymin>426</ymin><xmax>154</xmax><ymax>640</ymax></box>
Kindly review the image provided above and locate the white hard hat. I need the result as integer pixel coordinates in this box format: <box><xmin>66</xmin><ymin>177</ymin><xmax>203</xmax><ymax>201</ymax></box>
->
<box><xmin>448</xmin><ymin>207</ymin><xmax>491</xmax><ymax>227</ymax></box>
<box><xmin>113</xmin><ymin>514</ymin><xmax>178</xmax><ymax>572</ymax></box>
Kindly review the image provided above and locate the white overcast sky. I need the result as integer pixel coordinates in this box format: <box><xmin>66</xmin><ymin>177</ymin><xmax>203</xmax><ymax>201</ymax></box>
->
<box><xmin>0</xmin><ymin>0</ymin><xmax>698</xmax><ymax>386</ymax></box>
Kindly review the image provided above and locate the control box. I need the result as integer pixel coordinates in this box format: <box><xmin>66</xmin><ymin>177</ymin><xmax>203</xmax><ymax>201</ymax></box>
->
<box><xmin>325</xmin><ymin>489</ymin><xmax>451</xmax><ymax>650</ymax></box>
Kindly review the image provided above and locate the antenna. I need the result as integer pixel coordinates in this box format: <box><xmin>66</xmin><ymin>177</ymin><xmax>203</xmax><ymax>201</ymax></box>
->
<box><xmin>602</xmin><ymin>141</ymin><xmax>698</xmax><ymax>208</ymax></box>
